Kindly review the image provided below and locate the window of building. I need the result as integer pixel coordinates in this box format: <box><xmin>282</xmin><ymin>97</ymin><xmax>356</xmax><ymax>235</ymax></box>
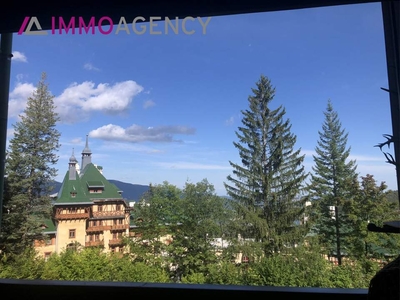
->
<box><xmin>98</xmin><ymin>205</ymin><xmax>102</xmax><ymax>212</ymax></box>
<box><xmin>44</xmin><ymin>252</ymin><xmax>51</xmax><ymax>261</ymax></box>
<box><xmin>93</xmin><ymin>220</ymin><xmax>97</xmax><ymax>226</ymax></box>
<box><xmin>69</xmin><ymin>229</ymin><xmax>76</xmax><ymax>239</ymax></box>
<box><xmin>95</xmin><ymin>234</ymin><xmax>100</xmax><ymax>241</ymax></box>
<box><xmin>118</xmin><ymin>219</ymin><xmax>123</xmax><ymax>225</ymax></box>
<box><xmin>89</xmin><ymin>189</ymin><xmax>102</xmax><ymax>193</ymax></box>
<box><xmin>116</xmin><ymin>204</ymin><xmax>121</xmax><ymax>211</ymax></box>
<box><xmin>113</xmin><ymin>233</ymin><xmax>117</xmax><ymax>239</ymax></box>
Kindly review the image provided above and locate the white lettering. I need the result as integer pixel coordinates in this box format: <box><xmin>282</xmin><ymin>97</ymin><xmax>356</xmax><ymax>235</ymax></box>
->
<box><xmin>197</xmin><ymin>17</ymin><xmax>211</xmax><ymax>34</ymax></box>
<box><xmin>132</xmin><ymin>16</ymin><xmax>146</xmax><ymax>34</ymax></box>
<box><xmin>116</xmin><ymin>17</ymin><xmax>130</xmax><ymax>34</ymax></box>
<box><xmin>182</xmin><ymin>17</ymin><xmax>195</xmax><ymax>35</ymax></box>
<box><xmin>150</xmin><ymin>16</ymin><xmax>162</xmax><ymax>35</ymax></box>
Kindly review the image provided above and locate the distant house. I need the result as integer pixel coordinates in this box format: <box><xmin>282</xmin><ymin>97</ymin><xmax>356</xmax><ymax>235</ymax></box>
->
<box><xmin>35</xmin><ymin>136</ymin><xmax>131</xmax><ymax>257</ymax></box>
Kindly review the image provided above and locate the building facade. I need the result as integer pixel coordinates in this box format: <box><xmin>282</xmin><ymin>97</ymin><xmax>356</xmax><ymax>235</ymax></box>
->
<box><xmin>35</xmin><ymin>136</ymin><xmax>131</xmax><ymax>258</ymax></box>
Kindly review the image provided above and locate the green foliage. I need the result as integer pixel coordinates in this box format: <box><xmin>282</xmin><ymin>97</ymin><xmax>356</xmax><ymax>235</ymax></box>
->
<box><xmin>127</xmin><ymin>181</ymin><xmax>182</xmax><ymax>266</ymax></box>
<box><xmin>130</xmin><ymin>179</ymin><xmax>235</xmax><ymax>282</ymax></box>
<box><xmin>385</xmin><ymin>189</ymin><xmax>398</xmax><ymax>204</ymax></box>
<box><xmin>0</xmin><ymin>247</ymin><xmax>45</xmax><ymax>279</ymax></box>
<box><xmin>41</xmin><ymin>247</ymin><xmax>169</xmax><ymax>282</ymax></box>
<box><xmin>206</xmin><ymin>261</ymin><xmax>243</xmax><ymax>285</ymax></box>
<box><xmin>181</xmin><ymin>272</ymin><xmax>207</xmax><ymax>284</ymax></box>
<box><xmin>0</xmin><ymin>241</ymin><xmax>382</xmax><ymax>288</ymax></box>
<box><xmin>308</xmin><ymin>99</ymin><xmax>358</xmax><ymax>265</ymax></box>
<box><xmin>0</xmin><ymin>72</ymin><xmax>61</xmax><ymax>254</ymax></box>
<box><xmin>252</xmin><ymin>246</ymin><xmax>330</xmax><ymax>287</ymax></box>
<box><xmin>345</xmin><ymin>174</ymin><xmax>400</xmax><ymax>260</ymax></box>
<box><xmin>225</xmin><ymin>75</ymin><xmax>308</xmax><ymax>255</ymax></box>
<box><xmin>167</xmin><ymin>179</ymin><xmax>232</xmax><ymax>281</ymax></box>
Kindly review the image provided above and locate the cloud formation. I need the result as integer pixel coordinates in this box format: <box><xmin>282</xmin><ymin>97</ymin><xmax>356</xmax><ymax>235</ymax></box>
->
<box><xmin>7</xmin><ymin>128</ymin><xmax>15</xmax><ymax>139</ymax></box>
<box><xmin>12</xmin><ymin>51</ymin><xmax>27</xmax><ymax>62</ymax></box>
<box><xmin>8</xmin><ymin>82</ymin><xmax>36</xmax><ymax>118</ymax></box>
<box><xmin>302</xmin><ymin>149</ymin><xmax>383</xmax><ymax>162</ymax></box>
<box><xmin>71</xmin><ymin>137</ymin><xmax>83</xmax><ymax>144</ymax></box>
<box><xmin>225</xmin><ymin>116</ymin><xmax>235</xmax><ymax>126</ymax></box>
<box><xmin>54</xmin><ymin>80</ymin><xmax>143</xmax><ymax>123</ymax></box>
<box><xmin>155</xmin><ymin>161</ymin><xmax>231</xmax><ymax>170</ymax></box>
<box><xmin>89</xmin><ymin>124</ymin><xmax>196</xmax><ymax>143</ymax></box>
<box><xmin>143</xmin><ymin>100</ymin><xmax>155</xmax><ymax>109</ymax></box>
<box><xmin>83</xmin><ymin>63</ymin><xmax>100</xmax><ymax>71</ymax></box>
<box><xmin>8</xmin><ymin>80</ymin><xmax>144</xmax><ymax>123</ymax></box>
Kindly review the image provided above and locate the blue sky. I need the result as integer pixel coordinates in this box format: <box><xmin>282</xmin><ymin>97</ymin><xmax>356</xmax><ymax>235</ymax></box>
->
<box><xmin>7</xmin><ymin>3</ymin><xmax>395</xmax><ymax>196</ymax></box>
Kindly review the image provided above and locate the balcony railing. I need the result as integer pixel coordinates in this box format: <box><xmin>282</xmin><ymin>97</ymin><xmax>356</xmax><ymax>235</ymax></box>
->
<box><xmin>92</xmin><ymin>211</ymin><xmax>126</xmax><ymax>218</ymax></box>
<box><xmin>86</xmin><ymin>225</ymin><xmax>112</xmax><ymax>232</ymax></box>
<box><xmin>109</xmin><ymin>239</ymin><xmax>124</xmax><ymax>246</ymax></box>
<box><xmin>110</xmin><ymin>224</ymin><xmax>129</xmax><ymax>231</ymax></box>
<box><xmin>85</xmin><ymin>240</ymin><xmax>104</xmax><ymax>247</ymax></box>
<box><xmin>55</xmin><ymin>212</ymin><xmax>90</xmax><ymax>220</ymax></box>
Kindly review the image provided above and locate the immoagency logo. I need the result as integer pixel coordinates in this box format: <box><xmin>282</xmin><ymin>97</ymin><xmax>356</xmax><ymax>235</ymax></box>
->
<box><xmin>18</xmin><ymin>16</ymin><xmax>212</xmax><ymax>35</ymax></box>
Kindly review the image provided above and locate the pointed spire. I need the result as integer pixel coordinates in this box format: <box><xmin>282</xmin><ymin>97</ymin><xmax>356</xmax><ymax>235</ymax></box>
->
<box><xmin>69</xmin><ymin>148</ymin><xmax>77</xmax><ymax>163</ymax></box>
<box><xmin>82</xmin><ymin>134</ymin><xmax>91</xmax><ymax>154</ymax></box>
<box><xmin>81</xmin><ymin>135</ymin><xmax>92</xmax><ymax>170</ymax></box>
<box><xmin>69</xmin><ymin>148</ymin><xmax>77</xmax><ymax>180</ymax></box>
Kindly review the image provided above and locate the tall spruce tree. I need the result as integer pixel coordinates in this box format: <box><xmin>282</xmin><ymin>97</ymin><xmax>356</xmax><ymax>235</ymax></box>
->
<box><xmin>224</xmin><ymin>75</ymin><xmax>308</xmax><ymax>256</ymax></box>
<box><xmin>308</xmin><ymin>100</ymin><xmax>358</xmax><ymax>265</ymax></box>
<box><xmin>0</xmin><ymin>72</ymin><xmax>61</xmax><ymax>254</ymax></box>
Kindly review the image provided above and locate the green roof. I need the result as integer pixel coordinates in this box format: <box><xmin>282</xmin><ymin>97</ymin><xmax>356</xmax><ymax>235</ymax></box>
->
<box><xmin>80</xmin><ymin>164</ymin><xmax>123</xmax><ymax>200</ymax></box>
<box><xmin>54</xmin><ymin>171</ymin><xmax>90</xmax><ymax>204</ymax></box>
<box><xmin>86</xmin><ymin>180</ymin><xmax>104</xmax><ymax>188</ymax></box>
<box><xmin>42</xmin><ymin>218</ymin><xmax>56</xmax><ymax>233</ymax></box>
<box><xmin>54</xmin><ymin>163</ymin><xmax>123</xmax><ymax>205</ymax></box>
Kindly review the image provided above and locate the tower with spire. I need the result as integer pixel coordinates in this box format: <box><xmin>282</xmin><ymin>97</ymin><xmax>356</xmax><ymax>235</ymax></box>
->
<box><xmin>35</xmin><ymin>135</ymin><xmax>130</xmax><ymax>257</ymax></box>
<box><xmin>81</xmin><ymin>134</ymin><xmax>92</xmax><ymax>171</ymax></box>
<box><xmin>68</xmin><ymin>148</ymin><xmax>78</xmax><ymax>180</ymax></box>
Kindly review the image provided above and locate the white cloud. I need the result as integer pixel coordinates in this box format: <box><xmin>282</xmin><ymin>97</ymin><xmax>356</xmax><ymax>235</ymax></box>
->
<box><xmin>99</xmin><ymin>141</ymin><xmax>164</xmax><ymax>154</ymax></box>
<box><xmin>89</xmin><ymin>124</ymin><xmax>196</xmax><ymax>143</ymax></box>
<box><xmin>154</xmin><ymin>161</ymin><xmax>231</xmax><ymax>170</ymax></box>
<box><xmin>71</xmin><ymin>137</ymin><xmax>83</xmax><ymax>144</ymax></box>
<box><xmin>143</xmin><ymin>100</ymin><xmax>155</xmax><ymax>109</ymax></box>
<box><xmin>301</xmin><ymin>149</ymin><xmax>317</xmax><ymax>157</ymax></box>
<box><xmin>55</xmin><ymin>80</ymin><xmax>143</xmax><ymax>123</ymax></box>
<box><xmin>8</xmin><ymin>80</ymin><xmax>143</xmax><ymax>123</ymax></box>
<box><xmin>302</xmin><ymin>149</ymin><xmax>384</xmax><ymax>162</ymax></box>
<box><xmin>8</xmin><ymin>82</ymin><xmax>36</xmax><ymax>118</ymax></box>
<box><xmin>16</xmin><ymin>74</ymin><xmax>25</xmax><ymax>82</ymax></box>
<box><xmin>348</xmin><ymin>154</ymin><xmax>384</xmax><ymax>162</ymax></box>
<box><xmin>83</xmin><ymin>63</ymin><xmax>100</xmax><ymax>71</ymax></box>
<box><xmin>12</xmin><ymin>51</ymin><xmax>27</xmax><ymax>62</ymax></box>
<box><xmin>6</xmin><ymin>128</ymin><xmax>14</xmax><ymax>138</ymax></box>
<box><xmin>225</xmin><ymin>116</ymin><xmax>234</xmax><ymax>126</ymax></box>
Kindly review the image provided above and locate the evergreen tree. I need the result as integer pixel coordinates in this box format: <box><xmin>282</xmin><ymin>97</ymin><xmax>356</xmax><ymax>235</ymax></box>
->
<box><xmin>308</xmin><ymin>99</ymin><xmax>358</xmax><ymax>265</ymax></box>
<box><xmin>346</xmin><ymin>174</ymin><xmax>400</xmax><ymax>260</ymax></box>
<box><xmin>0</xmin><ymin>72</ymin><xmax>61</xmax><ymax>254</ymax></box>
<box><xmin>224</xmin><ymin>75</ymin><xmax>308</xmax><ymax>256</ymax></box>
